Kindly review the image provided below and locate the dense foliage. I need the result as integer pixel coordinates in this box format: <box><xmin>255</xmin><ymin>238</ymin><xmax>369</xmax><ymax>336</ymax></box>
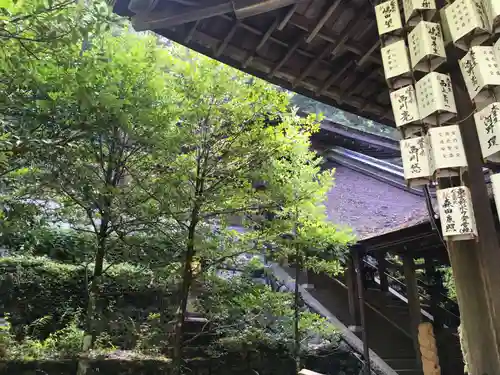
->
<box><xmin>0</xmin><ymin>2</ymin><xmax>356</xmax><ymax>374</ymax></box>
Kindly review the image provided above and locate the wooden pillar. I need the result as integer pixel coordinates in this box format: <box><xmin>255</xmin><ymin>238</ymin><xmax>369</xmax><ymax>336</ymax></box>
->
<box><xmin>375</xmin><ymin>251</ymin><xmax>389</xmax><ymax>293</ymax></box>
<box><xmin>403</xmin><ymin>252</ymin><xmax>422</xmax><ymax>368</ymax></box>
<box><xmin>353</xmin><ymin>247</ymin><xmax>370</xmax><ymax>375</ymax></box>
<box><xmin>442</xmin><ymin>62</ymin><xmax>500</xmax><ymax>374</ymax></box>
<box><xmin>424</xmin><ymin>257</ymin><xmax>443</xmax><ymax>329</ymax></box>
<box><xmin>346</xmin><ymin>252</ymin><xmax>361</xmax><ymax>327</ymax></box>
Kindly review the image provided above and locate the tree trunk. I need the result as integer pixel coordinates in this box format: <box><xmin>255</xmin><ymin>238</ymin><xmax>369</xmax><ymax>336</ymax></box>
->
<box><xmin>172</xmin><ymin>220</ymin><xmax>197</xmax><ymax>375</ymax></box>
<box><xmin>294</xmin><ymin>248</ymin><xmax>301</xmax><ymax>373</ymax></box>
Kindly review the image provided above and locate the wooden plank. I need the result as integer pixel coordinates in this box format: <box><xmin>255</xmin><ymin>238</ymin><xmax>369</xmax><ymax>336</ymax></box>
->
<box><xmin>133</xmin><ymin>0</ymin><xmax>232</xmax><ymax>31</ymax></box>
<box><xmin>215</xmin><ymin>20</ymin><xmax>240</xmax><ymax>57</ymax></box>
<box><xmin>305</xmin><ymin>0</ymin><xmax>342</xmax><ymax>44</ymax></box>
<box><xmin>243</xmin><ymin>17</ymin><xmax>279</xmax><ymax>68</ymax></box>
<box><xmin>268</xmin><ymin>36</ymin><xmax>303</xmax><ymax>78</ymax></box>
<box><xmin>402</xmin><ymin>252</ymin><xmax>422</xmax><ymax>368</ymax></box>
<box><xmin>278</xmin><ymin>3</ymin><xmax>299</xmax><ymax>30</ymax></box>
<box><xmin>293</xmin><ymin>43</ymin><xmax>333</xmax><ymax>87</ymax></box>
<box><xmin>375</xmin><ymin>252</ymin><xmax>389</xmax><ymax>293</ymax></box>
<box><xmin>346</xmin><ymin>255</ymin><xmax>361</xmax><ymax>326</ymax></box>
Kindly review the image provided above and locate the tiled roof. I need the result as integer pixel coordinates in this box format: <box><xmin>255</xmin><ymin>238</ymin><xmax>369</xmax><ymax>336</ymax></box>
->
<box><xmin>325</xmin><ymin>165</ymin><xmax>430</xmax><ymax>240</ymax></box>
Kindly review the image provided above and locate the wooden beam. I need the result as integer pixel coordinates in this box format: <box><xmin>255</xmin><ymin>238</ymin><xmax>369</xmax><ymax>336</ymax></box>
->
<box><xmin>317</xmin><ymin>60</ymin><xmax>354</xmax><ymax>96</ymax></box>
<box><xmin>215</xmin><ymin>20</ymin><xmax>240</xmax><ymax>57</ymax></box>
<box><xmin>353</xmin><ymin>248</ymin><xmax>371</xmax><ymax>375</ymax></box>
<box><xmin>277</xmin><ymin>3</ymin><xmax>298</xmax><ymax>30</ymax></box>
<box><xmin>133</xmin><ymin>0</ymin><xmax>232</xmax><ymax>31</ymax></box>
<box><xmin>403</xmin><ymin>252</ymin><xmax>422</xmax><ymax>368</ymax></box>
<box><xmin>268</xmin><ymin>36</ymin><xmax>303</xmax><ymax>78</ymax></box>
<box><xmin>356</xmin><ymin>40</ymin><xmax>381</xmax><ymax>68</ymax></box>
<box><xmin>346</xmin><ymin>254</ymin><xmax>361</xmax><ymax>327</ymax></box>
<box><xmin>243</xmin><ymin>16</ymin><xmax>279</xmax><ymax>68</ymax></box>
<box><xmin>184</xmin><ymin>20</ymin><xmax>200</xmax><ymax>43</ymax></box>
<box><xmin>305</xmin><ymin>0</ymin><xmax>342</xmax><ymax>44</ymax></box>
<box><xmin>293</xmin><ymin>43</ymin><xmax>333</xmax><ymax>87</ymax></box>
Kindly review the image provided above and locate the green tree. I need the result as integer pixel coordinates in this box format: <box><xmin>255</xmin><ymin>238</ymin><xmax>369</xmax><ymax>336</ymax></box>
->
<box><xmin>134</xmin><ymin>46</ymin><xmax>353</xmax><ymax>374</ymax></box>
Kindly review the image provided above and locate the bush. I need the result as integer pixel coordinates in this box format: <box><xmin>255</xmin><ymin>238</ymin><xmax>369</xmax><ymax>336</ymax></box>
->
<box><xmin>0</xmin><ymin>256</ymin><xmax>177</xmax><ymax>347</ymax></box>
<box><xmin>0</xmin><ymin>227</ymin><xmax>180</xmax><ymax>267</ymax></box>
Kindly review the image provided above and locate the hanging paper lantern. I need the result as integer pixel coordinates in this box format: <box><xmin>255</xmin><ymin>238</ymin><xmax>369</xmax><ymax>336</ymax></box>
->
<box><xmin>459</xmin><ymin>46</ymin><xmax>500</xmax><ymax>103</ymax></box>
<box><xmin>381</xmin><ymin>40</ymin><xmax>413</xmax><ymax>89</ymax></box>
<box><xmin>484</xmin><ymin>0</ymin><xmax>500</xmax><ymax>34</ymax></box>
<box><xmin>390</xmin><ymin>85</ymin><xmax>421</xmax><ymax>129</ymax></box>
<box><xmin>400</xmin><ymin>136</ymin><xmax>432</xmax><ymax>186</ymax></box>
<box><xmin>408</xmin><ymin>21</ymin><xmax>446</xmax><ymax>72</ymax></box>
<box><xmin>439</xmin><ymin>5</ymin><xmax>453</xmax><ymax>46</ymax></box>
<box><xmin>444</xmin><ymin>0</ymin><xmax>490</xmax><ymax>50</ymax></box>
<box><xmin>428</xmin><ymin>125</ymin><xmax>467</xmax><ymax>178</ymax></box>
<box><xmin>416</xmin><ymin>72</ymin><xmax>457</xmax><ymax>124</ymax></box>
<box><xmin>474</xmin><ymin>102</ymin><xmax>500</xmax><ymax>162</ymax></box>
<box><xmin>403</xmin><ymin>0</ymin><xmax>436</xmax><ymax>26</ymax></box>
<box><xmin>495</xmin><ymin>38</ymin><xmax>500</xmax><ymax>63</ymax></box>
<box><xmin>437</xmin><ymin>186</ymin><xmax>477</xmax><ymax>241</ymax></box>
<box><xmin>490</xmin><ymin>173</ymin><xmax>500</xmax><ymax>221</ymax></box>
<box><xmin>375</xmin><ymin>0</ymin><xmax>403</xmax><ymax>38</ymax></box>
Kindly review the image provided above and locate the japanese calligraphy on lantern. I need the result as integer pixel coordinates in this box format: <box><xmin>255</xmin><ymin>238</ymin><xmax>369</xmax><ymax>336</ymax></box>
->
<box><xmin>403</xmin><ymin>0</ymin><xmax>436</xmax><ymax>25</ymax></box>
<box><xmin>375</xmin><ymin>0</ymin><xmax>403</xmax><ymax>36</ymax></box>
<box><xmin>416</xmin><ymin>72</ymin><xmax>457</xmax><ymax>124</ymax></box>
<box><xmin>408</xmin><ymin>21</ymin><xmax>446</xmax><ymax>72</ymax></box>
<box><xmin>483</xmin><ymin>0</ymin><xmax>500</xmax><ymax>33</ymax></box>
<box><xmin>490</xmin><ymin>173</ymin><xmax>500</xmax><ymax>225</ymax></box>
<box><xmin>474</xmin><ymin>102</ymin><xmax>500</xmax><ymax>162</ymax></box>
<box><xmin>401</xmin><ymin>137</ymin><xmax>432</xmax><ymax>186</ymax></box>
<box><xmin>428</xmin><ymin>125</ymin><xmax>467</xmax><ymax>177</ymax></box>
<box><xmin>459</xmin><ymin>46</ymin><xmax>500</xmax><ymax>102</ymax></box>
<box><xmin>444</xmin><ymin>0</ymin><xmax>490</xmax><ymax>50</ymax></box>
<box><xmin>381</xmin><ymin>40</ymin><xmax>412</xmax><ymax>87</ymax></box>
<box><xmin>437</xmin><ymin>186</ymin><xmax>477</xmax><ymax>241</ymax></box>
<box><xmin>495</xmin><ymin>38</ymin><xmax>500</xmax><ymax>64</ymax></box>
<box><xmin>390</xmin><ymin>85</ymin><xmax>420</xmax><ymax>128</ymax></box>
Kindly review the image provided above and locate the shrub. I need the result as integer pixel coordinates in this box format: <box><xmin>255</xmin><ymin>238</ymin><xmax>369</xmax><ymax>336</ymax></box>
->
<box><xmin>0</xmin><ymin>256</ymin><xmax>177</xmax><ymax>347</ymax></box>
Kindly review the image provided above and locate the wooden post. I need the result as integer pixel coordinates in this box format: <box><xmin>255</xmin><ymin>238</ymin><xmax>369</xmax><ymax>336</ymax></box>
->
<box><xmin>402</xmin><ymin>252</ymin><xmax>422</xmax><ymax>368</ymax></box>
<box><xmin>346</xmin><ymin>253</ymin><xmax>361</xmax><ymax>328</ymax></box>
<box><xmin>442</xmin><ymin>62</ymin><xmax>500</xmax><ymax>374</ymax></box>
<box><xmin>353</xmin><ymin>247</ymin><xmax>371</xmax><ymax>375</ymax></box>
<box><xmin>375</xmin><ymin>251</ymin><xmax>389</xmax><ymax>293</ymax></box>
<box><xmin>423</xmin><ymin>257</ymin><xmax>442</xmax><ymax>329</ymax></box>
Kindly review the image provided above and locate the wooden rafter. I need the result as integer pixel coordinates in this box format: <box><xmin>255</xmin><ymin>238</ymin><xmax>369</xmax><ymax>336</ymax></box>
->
<box><xmin>243</xmin><ymin>16</ymin><xmax>279</xmax><ymax>68</ymax></box>
<box><xmin>215</xmin><ymin>20</ymin><xmax>240</xmax><ymax>57</ymax></box>
<box><xmin>277</xmin><ymin>3</ymin><xmax>299</xmax><ymax>30</ymax></box>
<box><xmin>268</xmin><ymin>36</ymin><xmax>303</xmax><ymax>78</ymax></box>
<box><xmin>305</xmin><ymin>0</ymin><xmax>342</xmax><ymax>44</ymax></box>
<box><xmin>293</xmin><ymin>43</ymin><xmax>333</xmax><ymax>87</ymax></box>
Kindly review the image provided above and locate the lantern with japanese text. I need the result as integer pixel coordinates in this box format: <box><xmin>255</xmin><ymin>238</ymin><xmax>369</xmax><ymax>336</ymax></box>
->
<box><xmin>401</xmin><ymin>136</ymin><xmax>432</xmax><ymax>186</ymax></box>
<box><xmin>490</xmin><ymin>173</ymin><xmax>500</xmax><ymax>223</ymax></box>
<box><xmin>408</xmin><ymin>21</ymin><xmax>446</xmax><ymax>72</ymax></box>
<box><xmin>459</xmin><ymin>46</ymin><xmax>500</xmax><ymax>103</ymax></box>
<box><xmin>443</xmin><ymin>0</ymin><xmax>490</xmax><ymax>50</ymax></box>
<box><xmin>416</xmin><ymin>72</ymin><xmax>457</xmax><ymax>124</ymax></box>
<box><xmin>403</xmin><ymin>0</ymin><xmax>436</xmax><ymax>26</ymax></box>
<box><xmin>390</xmin><ymin>85</ymin><xmax>421</xmax><ymax>135</ymax></box>
<box><xmin>495</xmin><ymin>38</ymin><xmax>500</xmax><ymax>64</ymax></box>
<box><xmin>484</xmin><ymin>0</ymin><xmax>500</xmax><ymax>34</ymax></box>
<box><xmin>375</xmin><ymin>0</ymin><xmax>403</xmax><ymax>39</ymax></box>
<box><xmin>474</xmin><ymin>102</ymin><xmax>500</xmax><ymax>162</ymax></box>
<box><xmin>437</xmin><ymin>186</ymin><xmax>477</xmax><ymax>241</ymax></box>
<box><xmin>381</xmin><ymin>40</ymin><xmax>413</xmax><ymax>89</ymax></box>
<box><xmin>428</xmin><ymin>125</ymin><xmax>467</xmax><ymax>178</ymax></box>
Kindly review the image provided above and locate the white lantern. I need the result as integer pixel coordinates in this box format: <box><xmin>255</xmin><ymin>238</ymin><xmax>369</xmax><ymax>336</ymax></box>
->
<box><xmin>390</xmin><ymin>85</ymin><xmax>421</xmax><ymax>128</ymax></box>
<box><xmin>490</xmin><ymin>173</ymin><xmax>500</xmax><ymax>221</ymax></box>
<box><xmin>437</xmin><ymin>186</ymin><xmax>477</xmax><ymax>241</ymax></box>
<box><xmin>474</xmin><ymin>102</ymin><xmax>500</xmax><ymax>162</ymax></box>
<box><xmin>416</xmin><ymin>72</ymin><xmax>457</xmax><ymax>124</ymax></box>
<box><xmin>428</xmin><ymin>125</ymin><xmax>467</xmax><ymax>178</ymax></box>
<box><xmin>459</xmin><ymin>46</ymin><xmax>500</xmax><ymax>103</ymax></box>
<box><xmin>408</xmin><ymin>21</ymin><xmax>446</xmax><ymax>72</ymax></box>
<box><xmin>484</xmin><ymin>0</ymin><xmax>500</xmax><ymax>34</ymax></box>
<box><xmin>375</xmin><ymin>0</ymin><xmax>403</xmax><ymax>37</ymax></box>
<box><xmin>400</xmin><ymin>136</ymin><xmax>432</xmax><ymax>186</ymax></box>
<box><xmin>381</xmin><ymin>40</ymin><xmax>413</xmax><ymax>89</ymax></box>
<box><xmin>403</xmin><ymin>0</ymin><xmax>437</xmax><ymax>26</ymax></box>
<box><xmin>444</xmin><ymin>0</ymin><xmax>490</xmax><ymax>50</ymax></box>
<box><xmin>495</xmin><ymin>38</ymin><xmax>500</xmax><ymax>64</ymax></box>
